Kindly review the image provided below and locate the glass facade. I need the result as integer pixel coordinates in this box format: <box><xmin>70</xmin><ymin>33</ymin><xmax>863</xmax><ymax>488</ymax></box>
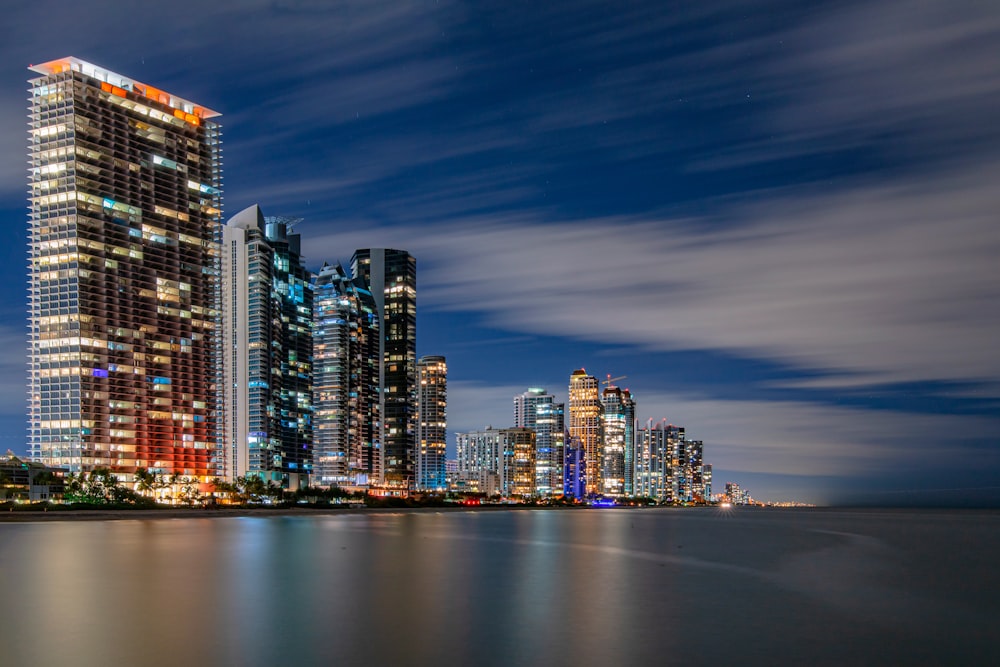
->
<box><xmin>220</xmin><ymin>205</ymin><xmax>312</xmax><ymax>488</ymax></box>
<box><xmin>513</xmin><ymin>388</ymin><xmax>564</xmax><ymax>497</ymax></box>
<box><xmin>351</xmin><ymin>249</ymin><xmax>416</xmax><ymax>487</ymax></box>
<box><xmin>312</xmin><ymin>263</ymin><xmax>380</xmax><ymax>487</ymax></box>
<box><xmin>600</xmin><ymin>386</ymin><xmax>629</xmax><ymax>497</ymax></box>
<box><xmin>28</xmin><ymin>58</ymin><xmax>221</xmax><ymax>479</ymax></box>
<box><xmin>634</xmin><ymin>421</ymin><xmax>684</xmax><ymax>502</ymax></box>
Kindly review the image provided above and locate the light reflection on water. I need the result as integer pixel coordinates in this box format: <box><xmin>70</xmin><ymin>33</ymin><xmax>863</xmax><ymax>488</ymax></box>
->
<box><xmin>1</xmin><ymin>509</ymin><xmax>998</xmax><ymax>666</ymax></box>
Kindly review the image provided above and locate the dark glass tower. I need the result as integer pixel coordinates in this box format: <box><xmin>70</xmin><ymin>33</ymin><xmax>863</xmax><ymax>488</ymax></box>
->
<box><xmin>312</xmin><ymin>263</ymin><xmax>380</xmax><ymax>487</ymax></box>
<box><xmin>351</xmin><ymin>248</ymin><xmax>416</xmax><ymax>487</ymax></box>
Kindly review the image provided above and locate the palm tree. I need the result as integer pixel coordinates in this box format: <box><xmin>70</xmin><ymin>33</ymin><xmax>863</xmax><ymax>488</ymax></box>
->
<box><xmin>134</xmin><ymin>468</ymin><xmax>156</xmax><ymax>499</ymax></box>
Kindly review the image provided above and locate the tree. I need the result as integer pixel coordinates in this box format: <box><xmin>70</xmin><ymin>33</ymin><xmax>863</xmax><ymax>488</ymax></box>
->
<box><xmin>134</xmin><ymin>468</ymin><xmax>157</xmax><ymax>498</ymax></box>
<box><xmin>178</xmin><ymin>477</ymin><xmax>201</xmax><ymax>506</ymax></box>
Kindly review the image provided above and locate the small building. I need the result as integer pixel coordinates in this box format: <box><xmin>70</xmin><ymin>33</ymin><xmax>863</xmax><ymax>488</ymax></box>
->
<box><xmin>1</xmin><ymin>452</ymin><xmax>67</xmax><ymax>501</ymax></box>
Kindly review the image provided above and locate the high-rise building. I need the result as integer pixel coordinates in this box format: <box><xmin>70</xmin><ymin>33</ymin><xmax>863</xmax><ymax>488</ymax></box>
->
<box><xmin>684</xmin><ymin>439</ymin><xmax>704</xmax><ymax>502</ymax></box>
<box><xmin>503</xmin><ymin>427</ymin><xmax>536</xmax><ymax>498</ymax></box>
<box><xmin>455</xmin><ymin>426</ymin><xmax>535</xmax><ymax>497</ymax></box>
<box><xmin>703</xmin><ymin>462</ymin><xmax>713</xmax><ymax>501</ymax></box>
<box><xmin>220</xmin><ymin>205</ymin><xmax>312</xmax><ymax>489</ymax></box>
<box><xmin>600</xmin><ymin>385</ymin><xmax>635</xmax><ymax>497</ymax></box>
<box><xmin>568</xmin><ymin>369</ymin><xmax>602</xmax><ymax>496</ymax></box>
<box><xmin>28</xmin><ymin>58</ymin><xmax>221</xmax><ymax>479</ymax></box>
<box><xmin>415</xmin><ymin>355</ymin><xmax>447</xmax><ymax>492</ymax></box>
<box><xmin>634</xmin><ymin>421</ymin><xmax>684</xmax><ymax>502</ymax></box>
<box><xmin>455</xmin><ymin>427</ymin><xmax>504</xmax><ymax>496</ymax></box>
<box><xmin>563</xmin><ymin>436</ymin><xmax>586</xmax><ymax>499</ymax></box>
<box><xmin>513</xmin><ymin>388</ymin><xmax>564</xmax><ymax>497</ymax></box>
<box><xmin>351</xmin><ymin>249</ymin><xmax>416</xmax><ymax>488</ymax></box>
<box><xmin>312</xmin><ymin>263</ymin><xmax>381</xmax><ymax>487</ymax></box>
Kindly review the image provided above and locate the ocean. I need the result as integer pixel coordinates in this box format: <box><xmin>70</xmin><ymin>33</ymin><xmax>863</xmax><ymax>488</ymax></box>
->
<box><xmin>1</xmin><ymin>507</ymin><xmax>997</xmax><ymax>666</ymax></box>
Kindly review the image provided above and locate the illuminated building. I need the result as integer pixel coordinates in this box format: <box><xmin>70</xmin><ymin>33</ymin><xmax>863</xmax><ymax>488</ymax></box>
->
<box><xmin>724</xmin><ymin>482</ymin><xmax>750</xmax><ymax>505</ymax></box>
<box><xmin>703</xmin><ymin>463</ymin><xmax>713</xmax><ymax>500</ymax></box>
<box><xmin>563</xmin><ymin>436</ymin><xmax>586</xmax><ymax>498</ymax></box>
<box><xmin>455</xmin><ymin>427</ymin><xmax>503</xmax><ymax>496</ymax></box>
<box><xmin>28</xmin><ymin>58</ymin><xmax>221</xmax><ymax>479</ymax></box>
<box><xmin>634</xmin><ymin>421</ymin><xmax>684</xmax><ymax>502</ymax></box>
<box><xmin>568</xmin><ymin>369</ymin><xmax>602</xmax><ymax>495</ymax></box>
<box><xmin>312</xmin><ymin>262</ymin><xmax>380</xmax><ymax>487</ymax></box>
<box><xmin>513</xmin><ymin>388</ymin><xmax>564</xmax><ymax>496</ymax></box>
<box><xmin>600</xmin><ymin>385</ymin><xmax>635</xmax><ymax>497</ymax></box>
<box><xmin>351</xmin><ymin>249</ymin><xmax>416</xmax><ymax>488</ymax></box>
<box><xmin>220</xmin><ymin>205</ymin><xmax>313</xmax><ymax>489</ymax></box>
<box><xmin>455</xmin><ymin>426</ymin><xmax>535</xmax><ymax>497</ymax></box>
<box><xmin>503</xmin><ymin>427</ymin><xmax>536</xmax><ymax>498</ymax></box>
<box><xmin>685</xmin><ymin>439</ymin><xmax>704</xmax><ymax>502</ymax></box>
<box><xmin>415</xmin><ymin>355</ymin><xmax>447</xmax><ymax>491</ymax></box>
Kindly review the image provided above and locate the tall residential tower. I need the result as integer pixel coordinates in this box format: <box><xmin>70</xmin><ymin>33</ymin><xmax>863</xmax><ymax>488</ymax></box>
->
<box><xmin>568</xmin><ymin>369</ymin><xmax>602</xmax><ymax>496</ymax></box>
<box><xmin>351</xmin><ymin>249</ymin><xmax>416</xmax><ymax>488</ymax></box>
<box><xmin>415</xmin><ymin>355</ymin><xmax>447</xmax><ymax>491</ymax></box>
<box><xmin>220</xmin><ymin>205</ymin><xmax>313</xmax><ymax>489</ymax></box>
<box><xmin>28</xmin><ymin>58</ymin><xmax>221</xmax><ymax>479</ymax></box>
<box><xmin>600</xmin><ymin>385</ymin><xmax>635</xmax><ymax>497</ymax></box>
<box><xmin>513</xmin><ymin>388</ymin><xmax>564</xmax><ymax>497</ymax></box>
<box><xmin>312</xmin><ymin>263</ymin><xmax>380</xmax><ymax>487</ymax></box>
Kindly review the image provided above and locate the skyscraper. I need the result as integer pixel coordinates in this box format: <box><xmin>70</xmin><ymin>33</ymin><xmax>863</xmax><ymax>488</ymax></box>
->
<box><xmin>220</xmin><ymin>205</ymin><xmax>313</xmax><ymax>489</ymax></box>
<box><xmin>600</xmin><ymin>385</ymin><xmax>632</xmax><ymax>497</ymax></box>
<box><xmin>634</xmin><ymin>421</ymin><xmax>684</xmax><ymax>502</ymax></box>
<box><xmin>503</xmin><ymin>427</ymin><xmax>536</xmax><ymax>498</ymax></box>
<box><xmin>568</xmin><ymin>369</ymin><xmax>602</xmax><ymax>496</ymax></box>
<box><xmin>455</xmin><ymin>426</ymin><xmax>535</xmax><ymax>497</ymax></box>
<box><xmin>351</xmin><ymin>249</ymin><xmax>416</xmax><ymax>488</ymax></box>
<box><xmin>28</xmin><ymin>58</ymin><xmax>221</xmax><ymax>479</ymax></box>
<box><xmin>312</xmin><ymin>263</ymin><xmax>380</xmax><ymax>487</ymax></box>
<box><xmin>415</xmin><ymin>355</ymin><xmax>447</xmax><ymax>491</ymax></box>
<box><xmin>514</xmin><ymin>388</ymin><xmax>564</xmax><ymax>497</ymax></box>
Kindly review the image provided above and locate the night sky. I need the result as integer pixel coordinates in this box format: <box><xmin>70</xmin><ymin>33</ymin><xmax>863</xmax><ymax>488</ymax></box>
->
<box><xmin>2</xmin><ymin>1</ymin><xmax>998</xmax><ymax>505</ymax></box>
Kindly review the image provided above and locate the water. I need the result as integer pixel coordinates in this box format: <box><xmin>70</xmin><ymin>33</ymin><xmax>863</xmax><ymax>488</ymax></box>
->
<box><xmin>1</xmin><ymin>508</ymin><xmax>998</xmax><ymax>666</ymax></box>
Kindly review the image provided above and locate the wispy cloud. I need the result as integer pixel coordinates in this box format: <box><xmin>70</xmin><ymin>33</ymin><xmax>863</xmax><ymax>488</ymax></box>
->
<box><xmin>307</xmin><ymin>154</ymin><xmax>1000</xmax><ymax>390</ymax></box>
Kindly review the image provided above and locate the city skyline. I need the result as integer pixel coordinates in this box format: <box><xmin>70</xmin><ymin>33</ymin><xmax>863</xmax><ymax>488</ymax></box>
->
<box><xmin>2</xmin><ymin>1</ymin><xmax>999</xmax><ymax>505</ymax></box>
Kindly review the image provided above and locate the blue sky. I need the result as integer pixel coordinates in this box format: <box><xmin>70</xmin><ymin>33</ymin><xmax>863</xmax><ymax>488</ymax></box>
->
<box><xmin>2</xmin><ymin>0</ymin><xmax>998</xmax><ymax>504</ymax></box>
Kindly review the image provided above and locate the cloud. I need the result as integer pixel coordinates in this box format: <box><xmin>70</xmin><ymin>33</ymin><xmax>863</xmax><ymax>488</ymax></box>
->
<box><xmin>691</xmin><ymin>0</ymin><xmax>1000</xmax><ymax>170</ymax></box>
<box><xmin>306</xmin><ymin>152</ymin><xmax>1000</xmax><ymax>390</ymax></box>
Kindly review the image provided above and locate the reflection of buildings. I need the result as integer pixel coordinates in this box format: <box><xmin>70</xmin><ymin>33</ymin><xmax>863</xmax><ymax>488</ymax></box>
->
<box><xmin>312</xmin><ymin>263</ymin><xmax>380</xmax><ymax>487</ymax></box>
<box><xmin>569</xmin><ymin>369</ymin><xmax>602</xmax><ymax>495</ymax></box>
<box><xmin>352</xmin><ymin>249</ymin><xmax>416</xmax><ymax>487</ymax></box>
<box><xmin>415</xmin><ymin>355</ymin><xmax>448</xmax><ymax>491</ymax></box>
<box><xmin>221</xmin><ymin>205</ymin><xmax>313</xmax><ymax>489</ymax></box>
<box><xmin>600</xmin><ymin>385</ymin><xmax>635</xmax><ymax>497</ymax></box>
<box><xmin>28</xmin><ymin>58</ymin><xmax>221</xmax><ymax>479</ymax></box>
<box><xmin>455</xmin><ymin>427</ymin><xmax>536</xmax><ymax>497</ymax></box>
<box><xmin>514</xmin><ymin>388</ymin><xmax>564</xmax><ymax>496</ymax></box>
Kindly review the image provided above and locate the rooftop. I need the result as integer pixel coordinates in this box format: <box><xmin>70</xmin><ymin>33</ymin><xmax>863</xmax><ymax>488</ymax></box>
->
<box><xmin>29</xmin><ymin>57</ymin><xmax>220</xmax><ymax>119</ymax></box>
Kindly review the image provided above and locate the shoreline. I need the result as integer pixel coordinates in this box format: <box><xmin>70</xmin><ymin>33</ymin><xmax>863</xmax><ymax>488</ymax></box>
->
<box><xmin>0</xmin><ymin>504</ymin><xmax>595</xmax><ymax>523</ymax></box>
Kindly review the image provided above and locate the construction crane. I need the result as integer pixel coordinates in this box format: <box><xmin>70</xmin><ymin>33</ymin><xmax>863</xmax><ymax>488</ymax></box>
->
<box><xmin>602</xmin><ymin>374</ymin><xmax>627</xmax><ymax>388</ymax></box>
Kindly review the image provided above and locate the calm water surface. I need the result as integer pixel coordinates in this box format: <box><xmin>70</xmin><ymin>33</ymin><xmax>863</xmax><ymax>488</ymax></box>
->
<box><xmin>1</xmin><ymin>508</ymin><xmax>998</xmax><ymax>666</ymax></box>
